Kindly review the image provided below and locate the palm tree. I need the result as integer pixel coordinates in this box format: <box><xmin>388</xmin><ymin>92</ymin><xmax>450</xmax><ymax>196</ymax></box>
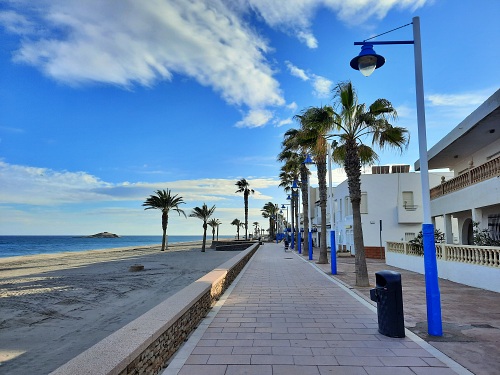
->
<box><xmin>294</xmin><ymin>106</ymin><xmax>336</xmax><ymax>265</ymax></box>
<box><xmin>331</xmin><ymin>81</ymin><xmax>409</xmax><ymax>286</ymax></box>
<box><xmin>281</xmin><ymin>128</ymin><xmax>311</xmax><ymax>257</ymax></box>
<box><xmin>142</xmin><ymin>189</ymin><xmax>186</xmax><ymax>251</ymax></box>
<box><xmin>253</xmin><ymin>221</ymin><xmax>260</xmax><ymax>237</ymax></box>
<box><xmin>189</xmin><ymin>203</ymin><xmax>216</xmax><ymax>252</ymax></box>
<box><xmin>231</xmin><ymin>218</ymin><xmax>244</xmax><ymax>240</ymax></box>
<box><xmin>208</xmin><ymin>218</ymin><xmax>221</xmax><ymax>241</ymax></box>
<box><xmin>261</xmin><ymin>202</ymin><xmax>279</xmax><ymax>240</ymax></box>
<box><xmin>235</xmin><ymin>178</ymin><xmax>255</xmax><ymax>240</ymax></box>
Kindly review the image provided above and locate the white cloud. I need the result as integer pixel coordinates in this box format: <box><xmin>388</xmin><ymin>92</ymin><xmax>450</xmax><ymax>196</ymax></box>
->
<box><xmin>275</xmin><ymin>118</ymin><xmax>293</xmax><ymax>127</ymax></box>
<box><xmin>312</xmin><ymin>74</ymin><xmax>333</xmax><ymax>98</ymax></box>
<box><xmin>0</xmin><ymin>10</ymin><xmax>33</xmax><ymax>35</ymax></box>
<box><xmin>297</xmin><ymin>30</ymin><xmax>318</xmax><ymax>49</ymax></box>
<box><xmin>426</xmin><ymin>90</ymin><xmax>492</xmax><ymax>107</ymax></box>
<box><xmin>3</xmin><ymin>0</ymin><xmax>284</xmax><ymax>125</ymax></box>
<box><xmin>0</xmin><ymin>161</ymin><xmax>278</xmax><ymax>206</ymax></box>
<box><xmin>286</xmin><ymin>61</ymin><xmax>309</xmax><ymax>81</ymax></box>
<box><xmin>287</xmin><ymin>102</ymin><xmax>298</xmax><ymax>111</ymax></box>
<box><xmin>235</xmin><ymin>108</ymin><xmax>274</xmax><ymax>128</ymax></box>
<box><xmin>285</xmin><ymin>61</ymin><xmax>332</xmax><ymax>98</ymax></box>
<box><xmin>246</xmin><ymin>0</ymin><xmax>430</xmax><ymax>47</ymax></box>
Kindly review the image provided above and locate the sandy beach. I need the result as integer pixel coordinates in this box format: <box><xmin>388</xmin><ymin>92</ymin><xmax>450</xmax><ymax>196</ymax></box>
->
<box><xmin>0</xmin><ymin>241</ymin><xmax>243</xmax><ymax>375</ymax></box>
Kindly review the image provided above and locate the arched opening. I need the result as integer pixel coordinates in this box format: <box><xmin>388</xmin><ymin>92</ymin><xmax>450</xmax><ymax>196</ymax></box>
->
<box><xmin>462</xmin><ymin>218</ymin><xmax>474</xmax><ymax>245</ymax></box>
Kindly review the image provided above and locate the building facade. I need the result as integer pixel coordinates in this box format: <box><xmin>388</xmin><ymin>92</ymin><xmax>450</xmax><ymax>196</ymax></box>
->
<box><xmin>416</xmin><ymin>88</ymin><xmax>500</xmax><ymax>245</ymax></box>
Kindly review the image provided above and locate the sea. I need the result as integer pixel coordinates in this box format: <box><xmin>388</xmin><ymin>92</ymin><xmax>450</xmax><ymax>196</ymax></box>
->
<box><xmin>0</xmin><ymin>235</ymin><xmax>233</xmax><ymax>258</ymax></box>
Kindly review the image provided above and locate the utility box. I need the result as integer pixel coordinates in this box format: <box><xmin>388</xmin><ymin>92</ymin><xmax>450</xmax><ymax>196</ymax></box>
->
<box><xmin>370</xmin><ymin>270</ymin><xmax>405</xmax><ymax>338</ymax></box>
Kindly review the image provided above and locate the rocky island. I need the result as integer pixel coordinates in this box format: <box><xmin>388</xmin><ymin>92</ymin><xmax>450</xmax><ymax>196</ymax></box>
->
<box><xmin>85</xmin><ymin>232</ymin><xmax>120</xmax><ymax>238</ymax></box>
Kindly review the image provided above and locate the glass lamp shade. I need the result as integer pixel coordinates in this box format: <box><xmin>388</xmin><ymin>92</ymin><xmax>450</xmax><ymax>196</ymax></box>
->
<box><xmin>358</xmin><ymin>55</ymin><xmax>378</xmax><ymax>77</ymax></box>
<box><xmin>350</xmin><ymin>43</ymin><xmax>385</xmax><ymax>76</ymax></box>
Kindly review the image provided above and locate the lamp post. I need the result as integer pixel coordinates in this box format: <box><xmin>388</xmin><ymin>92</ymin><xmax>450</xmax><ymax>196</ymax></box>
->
<box><xmin>285</xmin><ymin>196</ymin><xmax>294</xmax><ymax>250</ymax></box>
<box><xmin>349</xmin><ymin>16</ymin><xmax>442</xmax><ymax>336</ymax></box>
<box><xmin>281</xmin><ymin>203</ymin><xmax>290</xmax><ymax>243</ymax></box>
<box><xmin>327</xmin><ymin>142</ymin><xmax>337</xmax><ymax>274</ymax></box>
<box><xmin>303</xmin><ymin>154</ymin><xmax>314</xmax><ymax>260</ymax></box>
<box><xmin>292</xmin><ymin>180</ymin><xmax>301</xmax><ymax>254</ymax></box>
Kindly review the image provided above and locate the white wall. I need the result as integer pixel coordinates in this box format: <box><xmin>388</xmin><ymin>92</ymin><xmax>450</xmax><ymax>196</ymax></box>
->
<box><xmin>333</xmin><ymin>172</ymin><xmax>444</xmax><ymax>253</ymax></box>
<box><xmin>386</xmin><ymin>252</ymin><xmax>500</xmax><ymax>293</ymax></box>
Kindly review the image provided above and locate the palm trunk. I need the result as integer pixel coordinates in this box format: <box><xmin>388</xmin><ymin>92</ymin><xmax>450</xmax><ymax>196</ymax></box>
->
<box><xmin>202</xmin><ymin>223</ymin><xmax>207</xmax><ymax>252</ymax></box>
<box><xmin>345</xmin><ymin>140</ymin><xmax>369</xmax><ymax>286</ymax></box>
<box><xmin>300</xmin><ymin>164</ymin><xmax>310</xmax><ymax>257</ymax></box>
<box><xmin>317</xmin><ymin>159</ymin><xmax>329</xmax><ymax>264</ymax></box>
<box><xmin>244</xmin><ymin>193</ymin><xmax>249</xmax><ymax>239</ymax></box>
<box><xmin>161</xmin><ymin>212</ymin><xmax>168</xmax><ymax>251</ymax></box>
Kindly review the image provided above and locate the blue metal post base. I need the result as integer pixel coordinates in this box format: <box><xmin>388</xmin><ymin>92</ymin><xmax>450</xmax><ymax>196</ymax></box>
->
<box><xmin>291</xmin><ymin>233</ymin><xmax>294</xmax><ymax>250</ymax></box>
<box><xmin>308</xmin><ymin>232</ymin><xmax>313</xmax><ymax>260</ymax></box>
<box><xmin>298</xmin><ymin>232</ymin><xmax>302</xmax><ymax>254</ymax></box>
<box><xmin>330</xmin><ymin>230</ymin><xmax>337</xmax><ymax>275</ymax></box>
<box><xmin>422</xmin><ymin>223</ymin><xmax>443</xmax><ymax>336</ymax></box>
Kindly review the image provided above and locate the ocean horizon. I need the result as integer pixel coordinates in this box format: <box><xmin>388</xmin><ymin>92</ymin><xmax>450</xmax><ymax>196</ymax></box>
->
<box><xmin>0</xmin><ymin>235</ymin><xmax>234</xmax><ymax>258</ymax></box>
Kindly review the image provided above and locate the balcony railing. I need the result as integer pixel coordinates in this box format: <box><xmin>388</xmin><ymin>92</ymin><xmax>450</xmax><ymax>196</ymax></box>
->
<box><xmin>387</xmin><ymin>241</ymin><xmax>500</xmax><ymax>268</ymax></box>
<box><xmin>430</xmin><ymin>155</ymin><xmax>500</xmax><ymax>199</ymax></box>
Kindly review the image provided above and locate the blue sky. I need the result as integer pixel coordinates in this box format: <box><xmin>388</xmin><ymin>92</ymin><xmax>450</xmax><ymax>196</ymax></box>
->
<box><xmin>0</xmin><ymin>0</ymin><xmax>498</xmax><ymax>236</ymax></box>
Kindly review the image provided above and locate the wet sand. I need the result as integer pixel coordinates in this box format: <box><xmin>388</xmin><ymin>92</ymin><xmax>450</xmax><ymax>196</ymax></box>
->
<box><xmin>0</xmin><ymin>242</ymin><xmax>242</xmax><ymax>375</ymax></box>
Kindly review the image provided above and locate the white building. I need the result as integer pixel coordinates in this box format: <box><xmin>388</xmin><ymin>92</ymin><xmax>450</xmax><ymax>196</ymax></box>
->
<box><xmin>416</xmin><ymin>88</ymin><xmax>500</xmax><ymax>245</ymax></box>
<box><xmin>330</xmin><ymin>167</ymin><xmax>447</xmax><ymax>258</ymax></box>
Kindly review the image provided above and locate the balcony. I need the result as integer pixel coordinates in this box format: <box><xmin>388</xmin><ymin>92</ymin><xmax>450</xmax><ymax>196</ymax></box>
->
<box><xmin>387</xmin><ymin>241</ymin><xmax>500</xmax><ymax>268</ymax></box>
<box><xmin>430</xmin><ymin>155</ymin><xmax>500</xmax><ymax>200</ymax></box>
<box><xmin>385</xmin><ymin>241</ymin><xmax>500</xmax><ymax>292</ymax></box>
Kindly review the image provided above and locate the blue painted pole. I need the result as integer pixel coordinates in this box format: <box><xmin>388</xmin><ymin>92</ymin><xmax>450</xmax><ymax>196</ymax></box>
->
<box><xmin>298</xmin><ymin>232</ymin><xmax>302</xmax><ymax>254</ymax></box>
<box><xmin>308</xmin><ymin>231</ymin><xmax>313</xmax><ymax>260</ymax></box>
<box><xmin>422</xmin><ymin>223</ymin><xmax>442</xmax><ymax>335</ymax></box>
<box><xmin>330</xmin><ymin>230</ymin><xmax>337</xmax><ymax>275</ymax></box>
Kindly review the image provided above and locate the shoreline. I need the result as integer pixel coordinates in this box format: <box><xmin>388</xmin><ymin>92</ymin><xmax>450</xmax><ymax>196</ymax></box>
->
<box><xmin>0</xmin><ymin>240</ymin><xmax>241</xmax><ymax>375</ymax></box>
<box><xmin>0</xmin><ymin>240</ymin><xmax>206</xmax><ymax>263</ymax></box>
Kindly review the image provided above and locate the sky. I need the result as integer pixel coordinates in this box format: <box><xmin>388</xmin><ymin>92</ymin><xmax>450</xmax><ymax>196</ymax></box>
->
<box><xmin>0</xmin><ymin>0</ymin><xmax>499</xmax><ymax>236</ymax></box>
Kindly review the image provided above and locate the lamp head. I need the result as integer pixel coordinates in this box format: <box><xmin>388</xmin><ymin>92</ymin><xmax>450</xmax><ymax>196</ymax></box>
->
<box><xmin>291</xmin><ymin>180</ymin><xmax>299</xmax><ymax>190</ymax></box>
<box><xmin>303</xmin><ymin>154</ymin><xmax>314</xmax><ymax>165</ymax></box>
<box><xmin>286</xmin><ymin>194</ymin><xmax>291</xmax><ymax>200</ymax></box>
<box><xmin>350</xmin><ymin>43</ymin><xmax>385</xmax><ymax>77</ymax></box>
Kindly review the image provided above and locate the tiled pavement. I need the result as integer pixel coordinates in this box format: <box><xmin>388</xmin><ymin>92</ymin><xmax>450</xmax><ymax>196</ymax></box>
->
<box><xmin>163</xmin><ymin>243</ymin><xmax>470</xmax><ymax>375</ymax></box>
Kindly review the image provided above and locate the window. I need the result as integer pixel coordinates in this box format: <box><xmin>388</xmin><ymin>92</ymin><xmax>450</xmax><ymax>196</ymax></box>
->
<box><xmin>402</xmin><ymin>191</ymin><xmax>416</xmax><ymax>210</ymax></box>
<box><xmin>360</xmin><ymin>192</ymin><xmax>368</xmax><ymax>214</ymax></box>
<box><xmin>405</xmin><ymin>232</ymin><xmax>416</xmax><ymax>242</ymax></box>
<box><xmin>345</xmin><ymin>196</ymin><xmax>352</xmax><ymax>216</ymax></box>
<box><xmin>339</xmin><ymin>198</ymin><xmax>343</xmax><ymax>219</ymax></box>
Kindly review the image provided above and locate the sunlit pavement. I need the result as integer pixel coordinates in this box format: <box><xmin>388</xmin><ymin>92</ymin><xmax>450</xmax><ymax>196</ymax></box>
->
<box><xmin>164</xmin><ymin>242</ymin><xmax>473</xmax><ymax>375</ymax></box>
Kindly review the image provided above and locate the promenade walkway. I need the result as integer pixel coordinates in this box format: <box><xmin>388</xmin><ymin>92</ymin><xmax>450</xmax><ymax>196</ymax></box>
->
<box><xmin>164</xmin><ymin>243</ymin><xmax>469</xmax><ymax>375</ymax></box>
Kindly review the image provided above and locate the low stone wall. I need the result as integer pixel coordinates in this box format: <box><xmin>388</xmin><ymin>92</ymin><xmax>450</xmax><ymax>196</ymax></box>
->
<box><xmin>50</xmin><ymin>243</ymin><xmax>259</xmax><ymax>375</ymax></box>
<box><xmin>210</xmin><ymin>240</ymin><xmax>257</xmax><ymax>249</ymax></box>
<box><xmin>215</xmin><ymin>242</ymin><xmax>257</xmax><ymax>251</ymax></box>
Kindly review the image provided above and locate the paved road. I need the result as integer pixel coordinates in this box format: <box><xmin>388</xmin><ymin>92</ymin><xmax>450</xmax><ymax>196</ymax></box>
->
<box><xmin>164</xmin><ymin>243</ymin><xmax>470</xmax><ymax>375</ymax></box>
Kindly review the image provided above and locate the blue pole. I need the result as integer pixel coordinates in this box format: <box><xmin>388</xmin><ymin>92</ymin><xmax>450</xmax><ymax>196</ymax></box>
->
<box><xmin>422</xmin><ymin>223</ymin><xmax>442</xmax><ymax>335</ymax></box>
<box><xmin>291</xmin><ymin>228</ymin><xmax>294</xmax><ymax>249</ymax></box>
<box><xmin>298</xmin><ymin>232</ymin><xmax>302</xmax><ymax>254</ymax></box>
<box><xmin>330</xmin><ymin>230</ymin><xmax>337</xmax><ymax>274</ymax></box>
<box><xmin>308</xmin><ymin>231</ymin><xmax>313</xmax><ymax>260</ymax></box>
<box><xmin>412</xmin><ymin>17</ymin><xmax>442</xmax><ymax>336</ymax></box>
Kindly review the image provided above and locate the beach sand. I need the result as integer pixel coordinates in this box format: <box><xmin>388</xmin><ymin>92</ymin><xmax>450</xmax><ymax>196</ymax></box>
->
<box><xmin>0</xmin><ymin>241</ymin><xmax>242</xmax><ymax>375</ymax></box>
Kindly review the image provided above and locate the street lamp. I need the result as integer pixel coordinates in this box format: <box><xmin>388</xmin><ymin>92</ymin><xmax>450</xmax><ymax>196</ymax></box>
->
<box><xmin>350</xmin><ymin>16</ymin><xmax>442</xmax><ymax>336</ymax></box>
<box><xmin>291</xmin><ymin>180</ymin><xmax>302</xmax><ymax>254</ymax></box>
<box><xmin>327</xmin><ymin>141</ymin><xmax>337</xmax><ymax>275</ymax></box>
<box><xmin>303</xmin><ymin>154</ymin><xmax>314</xmax><ymax>260</ymax></box>
<box><xmin>281</xmin><ymin>203</ymin><xmax>290</xmax><ymax>243</ymax></box>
